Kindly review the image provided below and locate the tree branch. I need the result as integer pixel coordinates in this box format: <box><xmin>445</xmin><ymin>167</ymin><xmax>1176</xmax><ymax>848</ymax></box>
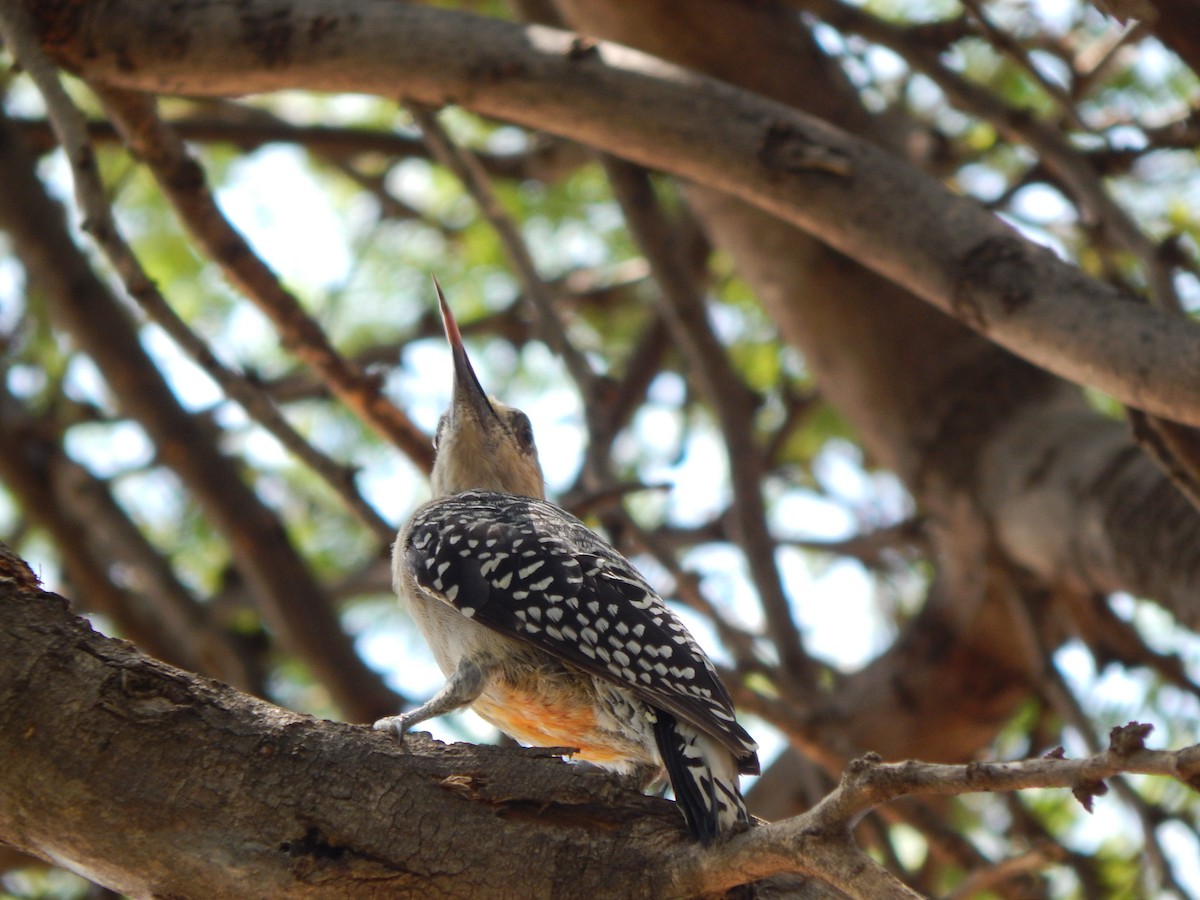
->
<box><xmin>801</xmin><ymin>0</ymin><xmax>1184</xmax><ymax>311</ymax></box>
<box><xmin>406</xmin><ymin>103</ymin><xmax>601</xmax><ymax>399</ymax></box>
<box><xmin>9</xmin><ymin>113</ymin><xmax>586</xmax><ymax>182</ymax></box>
<box><xmin>3</xmin><ymin>541</ymin><xmax>1196</xmax><ymax>897</ymax></box>
<box><xmin>0</xmin><ymin>75</ymin><xmax>395</xmax><ymax>723</ymax></box>
<box><xmin>0</xmin><ymin>381</ymin><xmax>262</xmax><ymax>691</ymax></box>
<box><xmin>0</xmin><ymin>558</ymin><xmax>691</xmax><ymax>898</ymax></box>
<box><xmin>31</xmin><ymin>91</ymin><xmax>397</xmax><ymax>543</ymax></box>
<box><xmin>91</xmin><ymin>87</ymin><xmax>435</xmax><ymax>474</ymax></box>
<box><xmin>602</xmin><ymin>158</ymin><xmax>814</xmax><ymax>689</ymax></box>
<box><xmin>25</xmin><ymin>0</ymin><xmax>1200</xmax><ymax>426</ymax></box>
<box><xmin>679</xmin><ymin>726</ymin><xmax>1200</xmax><ymax>897</ymax></box>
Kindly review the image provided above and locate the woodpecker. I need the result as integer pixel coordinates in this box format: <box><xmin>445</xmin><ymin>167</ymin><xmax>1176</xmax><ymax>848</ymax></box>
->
<box><xmin>374</xmin><ymin>280</ymin><xmax>759</xmax><ymax>841</ymax></box>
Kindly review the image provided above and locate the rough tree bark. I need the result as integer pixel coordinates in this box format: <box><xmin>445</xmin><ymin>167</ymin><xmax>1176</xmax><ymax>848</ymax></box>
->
<box><xmin>0</xmin><ymin>549</ymin><xmax>696</xmax><ymax>899</ymax></box>
<box><xmin>4</xmin><ymin>547</ymin><xmax>1195</xmax><ymax>896</ymax></box>
<box><xmin>0</xmin><ymin>547</ymin><xmax>940</xmax><ymax>898</ymax></box>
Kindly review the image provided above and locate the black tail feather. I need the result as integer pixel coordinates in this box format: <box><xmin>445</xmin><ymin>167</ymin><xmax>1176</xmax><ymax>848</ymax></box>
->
<box><xmin>652</xmin><ymin>710</ymin><xmax>743</xmax><ymax>843</ymax></box>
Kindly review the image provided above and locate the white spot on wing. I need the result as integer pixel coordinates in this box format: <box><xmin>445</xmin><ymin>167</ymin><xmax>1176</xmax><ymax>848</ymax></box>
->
<box><xmin>518</xmin><ymin>560</ymin><xmax>545</xmax><ymax>579</ymax></box>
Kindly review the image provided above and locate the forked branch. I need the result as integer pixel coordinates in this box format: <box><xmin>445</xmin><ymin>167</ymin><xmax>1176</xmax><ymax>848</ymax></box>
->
<box><xmin>672</xmin><ymin>723</ymin><xmax>1199</xmax><ymax>898</ymax></box>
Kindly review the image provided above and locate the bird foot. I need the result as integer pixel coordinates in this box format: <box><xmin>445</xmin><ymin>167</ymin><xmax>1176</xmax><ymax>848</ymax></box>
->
<box><xmin>372</xmin><ymin>714</ymin><xmax>410</xmax><ymax>739</ymax></box>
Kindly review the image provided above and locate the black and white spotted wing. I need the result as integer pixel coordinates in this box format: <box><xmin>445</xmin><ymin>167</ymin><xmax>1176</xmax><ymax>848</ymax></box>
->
<box><xmin>405</xmin><ymin>490</ymin><xmax>759</xmax><ymax>770</ymax></box>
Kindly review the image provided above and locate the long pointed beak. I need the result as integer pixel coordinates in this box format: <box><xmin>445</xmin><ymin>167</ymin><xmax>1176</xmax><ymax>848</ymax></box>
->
<box><xmin>434</xmin><ymin>275</ymin><xmax>497</xmax><ymax>425</ymax></box>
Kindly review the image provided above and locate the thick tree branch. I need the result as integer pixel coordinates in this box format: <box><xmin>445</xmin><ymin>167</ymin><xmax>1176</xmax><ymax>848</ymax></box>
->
<box><xmin>0</xmin><ymin>560</ymin><xmax>690</xmax><ymax>898</ymax></box>
<box><xmin>24</xmin><ymin>0</ymin><xmax>1200</xmax><ymax>426</ymax></box>
<box><xmin>9</xmin><ymin>548</ymin><xmax>1186</xmax><ymax>898</ymax></box>
<box><xmin>0</xmin><ymin>547</ymin><xmax>903</xmax><ymax>899</ymax></box>
<box><xmin>980</xmin><ymin>401</ymin><xmax>1200</xmax><ymax>626</ymax></box>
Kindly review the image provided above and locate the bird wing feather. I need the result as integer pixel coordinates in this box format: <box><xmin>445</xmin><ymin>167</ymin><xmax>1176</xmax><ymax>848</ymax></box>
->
<box><xmin>406</xmin><ymin>490</ymin><xmax>758</xmax><ymax>768</ymax></box>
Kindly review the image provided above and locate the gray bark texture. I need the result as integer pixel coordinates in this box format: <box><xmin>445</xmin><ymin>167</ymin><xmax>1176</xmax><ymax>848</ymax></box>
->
<box><xmin>0</xmin><ymin>552</ymin><xmax>696</xmax><ymax>899</ymax></box>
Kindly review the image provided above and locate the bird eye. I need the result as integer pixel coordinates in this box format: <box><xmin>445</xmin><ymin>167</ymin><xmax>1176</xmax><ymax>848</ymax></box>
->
<box><xmin>509</xmin><ymin>411</ymin><xmax>534</xmax><ymax>450</ymax></box>
<box><xmin>433</xmin><ymin>414</ymin><xmax>448</xmax><ymax>451</ymax></box>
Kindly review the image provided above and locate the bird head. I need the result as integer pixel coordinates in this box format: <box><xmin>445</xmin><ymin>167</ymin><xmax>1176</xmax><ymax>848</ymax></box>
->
<box><xmin>429</xmin><ymin>277</ymin><xmax>546</xmax><ymax>500</ymax></box>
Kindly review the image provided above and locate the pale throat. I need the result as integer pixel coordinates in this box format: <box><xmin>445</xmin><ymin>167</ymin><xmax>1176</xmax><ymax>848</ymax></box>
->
<box><xmin>431</xmin><ymin>445</ymin><xmax>546</xmax><ymax>500</ymax></box>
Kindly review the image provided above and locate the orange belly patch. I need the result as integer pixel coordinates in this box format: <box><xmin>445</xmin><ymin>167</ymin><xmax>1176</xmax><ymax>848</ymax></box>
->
<box><xmin>472</xmin><ymin>688</ymin><xmax>639</xmax><ymax>767</ymax></box>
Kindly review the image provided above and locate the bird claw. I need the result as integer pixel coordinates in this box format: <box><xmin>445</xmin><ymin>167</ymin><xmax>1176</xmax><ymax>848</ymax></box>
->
<box><xmin>372</xmin><ymin>714</ymin><xmax>409</xmax><ymax>739</ymax></box>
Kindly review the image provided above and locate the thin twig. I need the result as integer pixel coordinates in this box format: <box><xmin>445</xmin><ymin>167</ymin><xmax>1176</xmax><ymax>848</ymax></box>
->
<box><xmin>958</xmin><ymin>0</ymin><xmax>1090</xmax><ymax>132</ymax></box>
<box><xmin>1004</xmin><ymin>586</ymin><xmax>1181</xmax><ymax>895</ymax></box>
<box><xmin>12</xmin><ymin>111</ymin><xmax>588</xmax><ymax>182</ymax></box>
<box><xmin>0</xmin><ymin>5</ymin><xmax>400</xmax><ymax>720</ymax></box>
<box><xmin>405</xmin><ymin>105</ymin><xmax>690</xmax><ymax>582</ymax></box>
<box><xmin>942</xmin><ymin>843</ymin><xmax>1064</xmax><ymax>900</ymax></box>
<box><xmin>1005</xmin><ymin>794</ymin><xmax>1109</xmax><ymax>897</ymax></box>
<box><xmin>0</xmin><ymin>379</ymin><xmax>259</xmax><ymax>689</ymax></box>
<box><xmin>105</xmin><ymin>152</ymin><xmax>395</xmax><ymax>538</ymax></box>
<box><xmin>624</xmin><ymin>520</ymin><xmax>765</xmax><ymax>675</ymax></box>
<box><xmin>780</xmin><ymin>518</ymin><xmax>929</xmax><ymax>571</ymax></box>
<box><xmin>602</xmin><ymin>156</ymin><xmax>816</xmax><ymax>690</ymax></box>
<box><xmin>818</xmin><ymin>725</ymin><xmax>1196</xmax><ymax>822</ymax></box>
<box><xmin>1129</xmin><ymin>409</ymin><xmax>1200</xmax><ymax>515</ymax></box>
<box><xmin>800</xmin><ymin>0</ymin><xmax>1183</xmax><ymax>311</ymax></box>
<box><xmin>92</xmin><ymin>87</ymin><xmax>435</xmax><ymax>472</ymax></box>
<box><xmin>405</xmin><ymin>103</ymin><xmax>599</xmax><ymax>396</ymax></box>
<box><xmin>22</xmin><ymin>92</ymin><xmax>395</xmax><ymax>540</ymax></box>
<box><xmin>1063</xmin><ymin>590</ymin><xmax>1200</xmax><ymax>703</ymax></box>
<box><xmin>1073</xmin><ymin>19</ymin><xmax>1150</xmax><ymax>100</ymax></box>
